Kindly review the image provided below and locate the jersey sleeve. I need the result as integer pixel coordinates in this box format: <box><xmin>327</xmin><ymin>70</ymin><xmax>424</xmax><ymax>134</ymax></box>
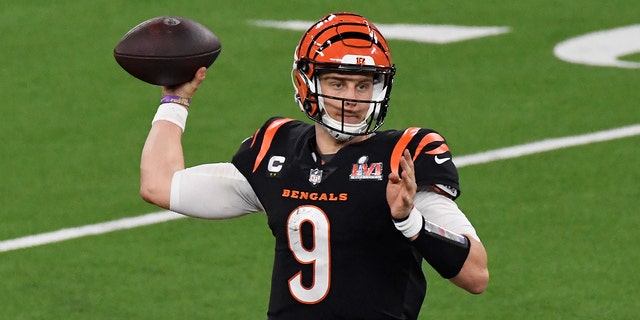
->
<box><xmin>231</xmin><ymin>116</ymin><xmax>293</xmax><ymax>177</ymax></box>
<box><xmin>410</xmin><ymin>129</ymin><xmax>461</xmax><ymax>199</ymax></box>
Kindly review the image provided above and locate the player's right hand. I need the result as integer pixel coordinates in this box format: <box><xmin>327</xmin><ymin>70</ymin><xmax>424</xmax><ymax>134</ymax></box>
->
<box><xmin>162</xmin><ymin>67</ymin><xmax>207</xmax><ymax>100</ymax></box>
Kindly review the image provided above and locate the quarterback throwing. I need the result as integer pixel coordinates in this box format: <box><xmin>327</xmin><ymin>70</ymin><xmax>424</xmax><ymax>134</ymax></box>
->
<box><xmin>140</xmin><ymin>12</ymin><xmax>489</xmax><ymax>320</ymax></box>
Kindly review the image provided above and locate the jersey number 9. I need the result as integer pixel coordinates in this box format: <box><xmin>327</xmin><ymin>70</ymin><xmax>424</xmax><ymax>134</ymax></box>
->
<box><xmin>286</xmin><ymin>205</ymin><xmax>331</xmax><ymax>304</ymax></box>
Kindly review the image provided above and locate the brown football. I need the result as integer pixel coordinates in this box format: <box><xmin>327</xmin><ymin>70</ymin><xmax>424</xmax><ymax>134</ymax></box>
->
<box><xmin>114</xmin><ymin>16</ymin><xmax>222</xmax><ymax>86</ymax></box>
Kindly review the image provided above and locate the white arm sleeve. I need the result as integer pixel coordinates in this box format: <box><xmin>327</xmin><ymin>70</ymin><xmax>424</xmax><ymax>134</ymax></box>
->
<box><xmin>414</xmin><ymin>190</ymin><xmax>481</xmax><ymax>242</ymax></box>
<box><xmin>169</xmin><ymin>163</ymin><xmax>264</xmax><ymax>219</ymax></box>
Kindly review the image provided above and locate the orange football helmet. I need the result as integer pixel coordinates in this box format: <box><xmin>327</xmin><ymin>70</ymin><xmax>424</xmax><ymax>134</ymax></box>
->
<box><xmin>292</xmin><ymin>12</ymin><xmax>396</xmax><ymax>141</ymax></box>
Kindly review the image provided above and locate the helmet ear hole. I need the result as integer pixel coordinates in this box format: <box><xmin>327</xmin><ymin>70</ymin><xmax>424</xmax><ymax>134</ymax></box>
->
<box><xmin>297</xmin><ymin>61</ymin><xmax>310</xmax><ymax>73</ymax></box>
<box><xmin>303</xmin><ymin>100</ymin><xmax>316</xmax><ymax>115</ymax></box>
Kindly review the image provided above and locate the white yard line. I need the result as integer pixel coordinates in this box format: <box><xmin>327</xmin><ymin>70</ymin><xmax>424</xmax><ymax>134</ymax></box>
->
<box><xmin>0</xmin><ymin>211</ymin><xmax>186</xmax><ymax>253</ymax></box>
<box><xmin>454</xmin><ymin>123</ymin><xmax>640</xmax><ymax>167</ymax></box>
<box><xmin>1</xmin><ymin>123</ymin><xmax>639</xmax><ymax>253</ymax></box>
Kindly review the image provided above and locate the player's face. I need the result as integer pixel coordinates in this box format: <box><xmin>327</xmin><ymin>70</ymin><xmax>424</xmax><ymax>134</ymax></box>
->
<box><xmin>318</xmin><ymin>72</ymin><xmax>374</xmax><ymax>124</ymax></box>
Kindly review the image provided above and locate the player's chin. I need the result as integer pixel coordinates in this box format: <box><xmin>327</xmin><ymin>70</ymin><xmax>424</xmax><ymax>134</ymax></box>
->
<box><xmin>342</xmin><ymin>117</ymin><xmax>362</xmax><ymax>124</ymax></box>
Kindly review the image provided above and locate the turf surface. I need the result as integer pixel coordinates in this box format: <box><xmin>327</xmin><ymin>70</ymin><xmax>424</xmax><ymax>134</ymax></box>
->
<box><xmin>1</xmin><ymin>1</ymin><xmax>638</xmax><ymax>318</ymax></box>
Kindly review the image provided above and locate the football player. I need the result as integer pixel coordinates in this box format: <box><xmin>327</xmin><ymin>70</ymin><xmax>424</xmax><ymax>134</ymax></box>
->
<box><xmin>140</xmin><ymin>12</ymin><xmax>489</xmax><ymax>320</ymax></box>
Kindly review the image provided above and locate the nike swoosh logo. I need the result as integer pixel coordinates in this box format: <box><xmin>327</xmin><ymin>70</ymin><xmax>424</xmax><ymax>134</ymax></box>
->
<box><xmin>434</xmin><ymin>155</ymin><xmax>451</xmax><ymax>164</ymax></box>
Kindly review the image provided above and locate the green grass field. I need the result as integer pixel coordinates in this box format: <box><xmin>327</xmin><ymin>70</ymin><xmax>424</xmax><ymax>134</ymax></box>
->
<box><xmin>1</xmin><ymin>1</ymin><xmax>639</xmax><ymax>319</ymax></box>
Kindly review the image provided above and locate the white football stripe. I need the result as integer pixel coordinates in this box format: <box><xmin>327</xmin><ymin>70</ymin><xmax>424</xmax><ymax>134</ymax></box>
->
<box><xmin>249</xmin><ymin>20</ymin><xmax>510</xmax><ymax>43</ymax></box>
<box><xmin>1</xmin><ymin>123</ymin><xmax>639</xmax><ymax>253</ymax></box>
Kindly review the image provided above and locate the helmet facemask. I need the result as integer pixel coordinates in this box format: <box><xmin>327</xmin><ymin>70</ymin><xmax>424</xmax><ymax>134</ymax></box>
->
<box><xmin>313</xmin><ymin>64</ymin><xmax>393</xmax><ymax>141</ymax></box>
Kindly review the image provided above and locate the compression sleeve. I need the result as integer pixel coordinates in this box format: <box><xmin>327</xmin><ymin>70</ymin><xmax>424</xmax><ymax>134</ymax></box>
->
<box><xmin>414</xmin><ymin>190</ymin><xmax>479</xmax><ymax>242</ymax></box>
<box><xmin>403</xmin><ymin>190</ymin><xmax>480</xmax><ymax>278</ymax></box>
<box><xmin>169</xmin><ymin>163</ymin><xmax>264</xmax><ymax>219</ymax></box>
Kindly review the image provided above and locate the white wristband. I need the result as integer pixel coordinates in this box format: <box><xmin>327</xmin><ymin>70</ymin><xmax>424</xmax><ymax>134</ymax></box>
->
<box><xmin>393</xmin><ymin>207</ymin><xmax>424</xmax><ymax>238</ymax></box>
<box><xmin>152</xmin><ymin>103</ymin><xmax>189</xmax><ymax>132</ymax></box>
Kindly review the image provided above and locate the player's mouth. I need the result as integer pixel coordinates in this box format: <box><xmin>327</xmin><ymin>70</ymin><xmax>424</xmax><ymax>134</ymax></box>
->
<box><xmin>339</xmin><ymin>114</ymin><xmax>362</xmax><ymax>124</ymax></box>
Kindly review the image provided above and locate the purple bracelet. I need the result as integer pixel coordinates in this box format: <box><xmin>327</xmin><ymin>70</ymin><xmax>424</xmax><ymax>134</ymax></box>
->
<box><xmin>160</xmin><ymin>95</ymin><xmax>190</xmax><ymax>109</ymax></box>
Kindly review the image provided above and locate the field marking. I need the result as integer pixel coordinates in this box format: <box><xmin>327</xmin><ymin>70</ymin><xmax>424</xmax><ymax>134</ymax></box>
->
<box><xmin>454</xmin><ymin>123</ymin><xmax>640</xmax><ymax>167</ymax></box>
<box><xmin>250</xmin><ymin>20</ymin><xmax>510</xmax><ymax>44</ymax></box>
<box><xmin>554</xmin><ymin>24</ymin><xmax>640</xmax><ymax>69</ymax></box>
<box><xmin>0</xmin><ymin>211</ymin><xmax>186</xmax><ymax>253</ymax></box>
<box><xmin>1</xmin><ymin>123</ymin><xmax>639</xmax><ymax>253</ymax></box>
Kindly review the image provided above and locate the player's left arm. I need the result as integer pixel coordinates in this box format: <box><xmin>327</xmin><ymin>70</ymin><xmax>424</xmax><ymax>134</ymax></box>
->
<box><xmin>449</xmin><ymin>234</ymin><xmax>488</xmax><ymax>294</ymax></box>
<box><xmin>387</xmin><ymin>149</ymin><xmax>488</xmax><ymax>294</ymax></box>
<box><xmin>414</xmin><ymin>190</ymin><xmax>489</xmax><ymax>294</ymax></box>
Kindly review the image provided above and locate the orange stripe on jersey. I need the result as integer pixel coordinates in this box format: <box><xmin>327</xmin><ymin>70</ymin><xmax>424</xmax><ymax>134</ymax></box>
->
<box><xmin>424</xmin><ymin>144</ymin><xmax>449</xmax><ymax>155</ymax></box>
<box><xmin>252</xmin><ymin>118</ymin><xmax>294</xmax><ymax>173</ymax></box>
<box><xmin>415</xmin><ymin>132</ymin><xmax>449</xmax><ymax>157</ymax></box>
<box><xmin>390</xmin><ymin>127</ymin><xmax>420</xmax><ymax>174</ymax></box>
<box><xmin>249</xmin><ymin>128</ymin><xmax>261</xmax><ymax>148</ymax></box>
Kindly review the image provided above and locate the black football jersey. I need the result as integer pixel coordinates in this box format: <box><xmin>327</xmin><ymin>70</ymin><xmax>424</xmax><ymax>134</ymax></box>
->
<box><xmin>231</xmin><ymin>117</ymin><xmax>460</xmax><ymax>320</ymax></box>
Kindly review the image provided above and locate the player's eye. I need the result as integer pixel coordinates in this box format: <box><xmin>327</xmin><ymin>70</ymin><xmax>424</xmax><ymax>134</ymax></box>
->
<box><xmin>357</xmin><ymin>82</ymin><xmax>372</xmax><ymax>91</ymax></box>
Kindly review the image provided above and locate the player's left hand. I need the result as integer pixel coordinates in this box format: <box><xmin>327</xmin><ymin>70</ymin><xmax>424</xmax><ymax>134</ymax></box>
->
<box><xmin>386</xmin><ymin>149</ymin><xmax>417</xmax><ymax>220</ymax></box>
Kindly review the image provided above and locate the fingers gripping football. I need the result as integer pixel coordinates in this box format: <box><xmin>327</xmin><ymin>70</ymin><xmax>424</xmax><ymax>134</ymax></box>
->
<box><xmin>386</xmin><ymin>149</ymin><xmax>417</xmax><ymax>220</ymax></box>
<box><xmin>162</xmin><ymin>67</ymin><xmax>207</xmax><ymax>99</ymax></box>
